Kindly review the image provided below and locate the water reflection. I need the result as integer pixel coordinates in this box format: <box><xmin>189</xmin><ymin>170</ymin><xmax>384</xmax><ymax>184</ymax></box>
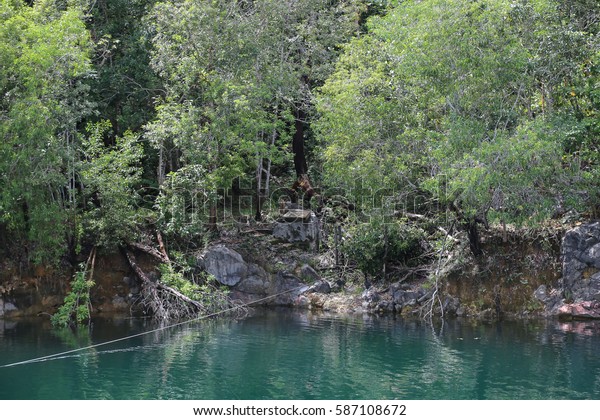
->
<box><xmin>1</xmin><ymin>311</ymin><xmax>600</xmax><ymax>399</ymax></box>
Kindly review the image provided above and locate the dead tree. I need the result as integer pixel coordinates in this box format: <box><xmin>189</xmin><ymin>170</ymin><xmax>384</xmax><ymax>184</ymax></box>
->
<box><xmin>123</xmin><ymin>249</ymin><xmax>205</xmax><ymax>319</ymax></box>
<box><xmin>123</xmin><ymin>242</ymin><xmax>243</xmax><ymax>321</ymax></box>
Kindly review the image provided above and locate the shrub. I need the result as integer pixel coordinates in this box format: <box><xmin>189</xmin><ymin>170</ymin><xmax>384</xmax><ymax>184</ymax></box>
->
<box><xmin>343</xmin><ymin>217</ymin><xmax>426</xmax><ymax>278</ymax></box>
<box><xmin>51</xmin><ymin>267</ymin><xmax>94</xmax><ymax>329</ymax></box>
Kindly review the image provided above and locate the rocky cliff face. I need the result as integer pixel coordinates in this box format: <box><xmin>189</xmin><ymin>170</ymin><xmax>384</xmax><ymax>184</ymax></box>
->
<box><xmin>198</xmin><ymin>244</ymin><xmax>308</xmax><ymax>305</ymax></box>
<box><xmin>551</xmin><ymin>222</ymin><xmax>600</xmax><ymax>319</ymax></box>
<box><xmin>560</xmin><ymin>221</ymin><xmax>600</xmax><ymax>301</ymax></box>
<box><xmin>0</xmin><ymin>253</ymin><xmax>147</xmax><ymax>318</ymax></box>
<box><xmin>2</xmin><ymin>220</ymin><xmax>600</xmax><ymax>320</ymax></box>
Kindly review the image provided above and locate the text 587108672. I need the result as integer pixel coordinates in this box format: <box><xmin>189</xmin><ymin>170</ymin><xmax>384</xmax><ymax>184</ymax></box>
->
<box><xmin>334</xmin><ymin>404</ymin><xmax>407</xmax><ymax>416</ymax></box>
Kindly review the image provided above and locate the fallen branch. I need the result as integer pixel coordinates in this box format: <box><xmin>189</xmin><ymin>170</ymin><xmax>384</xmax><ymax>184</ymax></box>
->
<box><xmin>123</xmin><ymin>248</ymin><xmax>152</xmax><ymax>283</ymax></box>
<box><xmin>398</xmin><ymin>267</ymin><xmax>429</xmax><ymax>283</ymax></box>
<box><xmin>393</xmin><ymin>211</ymin><xmax>427</xmax><ymax>220</ymax></box>
<box><xmin>127</xmin><ymin>242</ymin><xmax>169</xmax><ymax>264</ymax></box>
<box><xmin>436</xmin><ymin>227</ymin><xmax>460</xmax><ymax>243</ymax></box>
<box><xmin>125</xmin><ymin>249</ymin><xmax>201</xmax><ymax>308</ymax></box>
<box><xmin>123</xmin><ymin>248</ymin><xmax>203</xmax><ymax>319</ymax></box>
<box><xmin>158</xmin><ymin>281</ymin><xmax>203</xmax><ymax>311</ymax></box>
<box><xmin>156</xmin><ymin>231</ymin><xmax>170</xmax><ymax>263</ymax></box>
<box><xmin>420</xmin><ymin>232</ymin><xmax>453</xmax><ymax>321</ymax></box>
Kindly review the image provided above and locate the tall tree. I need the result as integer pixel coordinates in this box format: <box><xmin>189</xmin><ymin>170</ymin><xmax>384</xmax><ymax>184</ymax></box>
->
<box><xmin>87</xmin><ymin>0</ymin><xmax>161</xmax><ymax>137</ymax></box>
<box><xmin>316</xmin><ymin>0</ymin><xmax>599</xmax><ymax>254</ymax></box>
<box><xmin>145</xmin><ymin>0</ymin><xmax>364</xmax><ymax>231</ymax></box>
<box><xmin>0</xmin><ymin>0</ymin><xmax>93</xmax><ymax>263</ymax></box>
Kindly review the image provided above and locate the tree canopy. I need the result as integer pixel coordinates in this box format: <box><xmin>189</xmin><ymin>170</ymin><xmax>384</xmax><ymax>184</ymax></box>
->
<box><xmin>316</xmin><ymin>0</ymin><xmax>600</xmax><ymax>253</ymax></box>
<box><xmin>0</xmin><ymin>0</ymin><xmax>598</xmax><ymax>265</ymax></box>
<box><xmin>0</xmin><ymin>0</ymin><xmax>94</xmax><ymax>262</ymax></box>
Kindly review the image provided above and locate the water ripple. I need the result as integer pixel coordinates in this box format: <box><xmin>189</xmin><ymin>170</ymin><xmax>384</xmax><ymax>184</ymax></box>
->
<box><xmin>2</xmin><ymin>313</ymin><xmax>600</xmax><ymax>399</ymax></box>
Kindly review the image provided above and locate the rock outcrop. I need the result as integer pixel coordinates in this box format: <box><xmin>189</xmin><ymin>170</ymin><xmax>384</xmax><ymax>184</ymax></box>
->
<box><xmin>272</xmin><ymin>211</ymin><xmax>320</xmax><ymax>248</ymax></box>
<box><xmin>0</xmin><ymin>298</ymin><xmax>18</xmax><ymax>317</ymax></box>
<box><xmin>198</xmin><ymin>244</ymin><xmax>308</xmax><ymax>306</ymax></box>
<box><xmin>200</xmin><ymin>245</ymin><xmax>257</xmax><ymax>287</ymax></box>
<box><xmin>558</xmin><ymin>301</ymin><xmax>600</xmax><ymax>320</ymax></box>
<box><xmin>532</xmin><ymin>284</ymin><xmax>564</xmax><ymax>315</ymax></box>
<box><xmin>536</xmin><ymin>221</ymin><xmax>600</xmax><ymax>319</ymax></box>
<box><xmin>561</xmin><ymin>221</ymin><xmax>600</xmax><ymax>301</ymax></box>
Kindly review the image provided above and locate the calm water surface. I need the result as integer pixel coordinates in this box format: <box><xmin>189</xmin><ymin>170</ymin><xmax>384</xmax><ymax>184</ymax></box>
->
<box><xmin>1</xmin><ymin>309</ymin><xmax>600</xmax><ymax>399</ymax></box>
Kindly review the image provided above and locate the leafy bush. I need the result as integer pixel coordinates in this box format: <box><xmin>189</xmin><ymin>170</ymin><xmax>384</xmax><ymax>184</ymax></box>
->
<box><xmin>343</xmin><ymin>218</ymin><xmax>426</xmax><ymax>277</ymax></box>
<box><xmin>158</xmin><ymin>263</ymin><xmax>229</xmax><ymax>313</ymax></box>
<box><xmin>79</xmin><ymin>121</ymin><xmax>143</xmax><ymax>250</ymax></box>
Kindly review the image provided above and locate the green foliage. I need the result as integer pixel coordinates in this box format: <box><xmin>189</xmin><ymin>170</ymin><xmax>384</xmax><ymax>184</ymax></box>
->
<box><xmin>0</xmin><ymin>0</ymin><xmax>93</xmax><ymax>263</ymax></box>
<box><xmin>79</xmin><ymin>121</ymin><xmax>143</xmax><ymax>249</ymax></box>
<box><xmin>158</xmin><ymin>263</ymin><xmax>229</xmax><ymax>312</ymax></box>
<box><xmin>1</xmin><ymin>0</ymin><xmax>598</xmax><ymax>267</ymax></box>
<box><xmin>86</xmin><ymin>0</ymin><xmax>162</xmax><ymax>135</ymax></box>
<box><xmin>317</xmin><ymin>0</ymin><xmax>600</xmax><ymax>243</ymax></box>
<box><xmin>428</xmin><ymin>117</ymin><xmax>578</xmax><ymax>224</ymax></box>
<box><xmin>145</xmin><ymin>0</ymin><xmax>364</xmax><ymax>228</ymax></box>
<box><xmin>51</xmin><ymin>266</ymin><xmax>95</xmax><ymax>329</ymax></box>
<box><xmin>343</xmin><ymin>218</ymin><xmax>426</xmax><ymax>277</ymax></box>
<box><xmin>154</xmin><ymin>164</ymin><xmax>210</xmax><ymax>239</ymax></box>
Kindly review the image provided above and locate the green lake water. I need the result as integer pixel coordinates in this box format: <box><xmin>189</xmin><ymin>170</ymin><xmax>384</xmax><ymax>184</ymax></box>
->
<box><xmin>1</xmin><ymin>309</ymin><xmax>599</xmax><ymax>399</ymax></box>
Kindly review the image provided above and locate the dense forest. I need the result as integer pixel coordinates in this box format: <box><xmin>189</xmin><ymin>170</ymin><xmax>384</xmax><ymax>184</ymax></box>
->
<box><xmin>1</xmin><ymin>0</ymin><xmax>598</xmax><ymax>323</ymax></box>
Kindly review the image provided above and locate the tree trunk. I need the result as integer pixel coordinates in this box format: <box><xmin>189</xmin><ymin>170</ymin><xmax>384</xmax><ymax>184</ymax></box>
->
<box><xmin>382</xmin><ymin>224</ymin><xmax>389</xmax><ymax>279</ymax></box>
<box><xmin>450</xmin><ymin>200</ymin><xmax>484</xmax><ymax>257</ymax></box>
<box><xmin>264</xmin><ymin>127</ymin><xmax>276</xmax><ymax>196</ymax></box>
<box><xmin>255</xmin><ymin>153</ymin><xmax>263</xmax><ymax>221</ymax></box>
<box><xmin>127</xmin><ymin>241</ymin><xmax>169</xmax><ymax>264</ymax></box>
<box><xmin>255</xmin><ymin>127</ymin><xmax>277</xmax><ymax>221</ymax></box>
<box><xmin>156</xmin><ymin>231</ymin><xmax>169</xmax><ymax>262</ymax></box>
<box><xmin>466</xmin><ymin>221</ymin><xmax>483</xmax><ymax>256</ymax></box>
<box><xmin>157</xmin><ymin>138</ymin><xmax>166</xmax><ymax>187</ymax></box>
<box><xmin>123</xmin><ymin>248</ymin><xmax>203</xmax><ymax>313</ymax></box>
<box><xmin>208</xmin><ymin>204</ymin><xmax>218</xmax><ymax>232</ymax></box>
<box><xmin>292</xmin><ymin>108</ymin><xmax>308</xmax><ymax>177</ymax></box>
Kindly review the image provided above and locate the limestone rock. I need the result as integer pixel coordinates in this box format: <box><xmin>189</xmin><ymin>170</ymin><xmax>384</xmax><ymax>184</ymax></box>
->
<box><xmin>562</xmin><ymin>222</ymin><xmax>600</xmax><ymax>289</ymax></box>
<box><xmin>308</xmin><ymin>280</ymin><xmax>331</xmax><ymax>294</ymax></box>
<box><xmin>300</xmin><ymin>264</ymin><xmax>321</xmax><ymax>282</ymax></box>
<box><xmin>362</xmin><ymin>289</ymin><xmax>380</xmax><ymax>305</ymax></box>
<box><xmin>361</xmin><ymin>292</ymin><xmax>388</xmax><ymax>312</ymax></box>
<box><xmin>269</xmin><ymin>272</ymin><xmax>307</xmax><ymax>306</ymax></box>
<box><xmin>330</xmin><ymin>279</ymin><xmax>345</xmax><ymax>293</ymax></box>
<box><xmin>561</xmin><ymin>221</ymin><xmax>600</xmax><ymax>298</ymax></box>
<box><xmin>443</xmin><ymin>296</ymin><xmax>460</xmax><ymax>316</ymax></box>
<box><xmin>235</xmin><ymin>271</ymin><xmax>270</xmax><ymax>295</ymax></box>
<box><xmin>198</xmin><ymin>244</ymin><xmax>309</xmax><ymax>305</ymax></box>
<box><xmin>534</xmin><ymin>284</ymin><xmax>548</xmax><ymax>301</ymax></box>
<box><xmin>533</xmin><ymin>284</ymin><xmax>564</xmax><ymax>315</ymax></box>
<box><xmin>273</xmin><ymin>213</ymin><xmax>319</xmax><ymax>244</ymax></box>
<box><xmin>392</xmin><ymin>290</ymin><xmax>419</xmax><ymax>306</ymax></box>
<box><xmin>294</xmin><ymin>295</ymin><xmax>311</xmax><ymax>308</ymax></box>
<box><xmin>1</xmin><ymin>300</ymin><xmax>18</xmax><ymax>317</ymax></box>
<box><xmin>281</xmin><ymin>209</ymin><xmax>312</xmax><ymax>222</ymax></box>
<box><xmin>558</xmin><ymin>301</ymin><xmax>600</xmax><ymax>320</ymax></box>
<box><xmin>200</xmin><ymin>245</ymin><xmax>252</xmax><ymax>287</ymax></box>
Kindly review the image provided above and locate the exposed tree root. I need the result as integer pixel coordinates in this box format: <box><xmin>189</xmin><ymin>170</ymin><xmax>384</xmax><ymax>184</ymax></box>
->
<box><xmin>122</xmin><ymin>247</ymin><xmax>244</xmax><ymax>322</ymax></box>
<box><xmin>420</xmin><ymin>230</ymin><xmax>454</xmax><ymax>321</ymax></box>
